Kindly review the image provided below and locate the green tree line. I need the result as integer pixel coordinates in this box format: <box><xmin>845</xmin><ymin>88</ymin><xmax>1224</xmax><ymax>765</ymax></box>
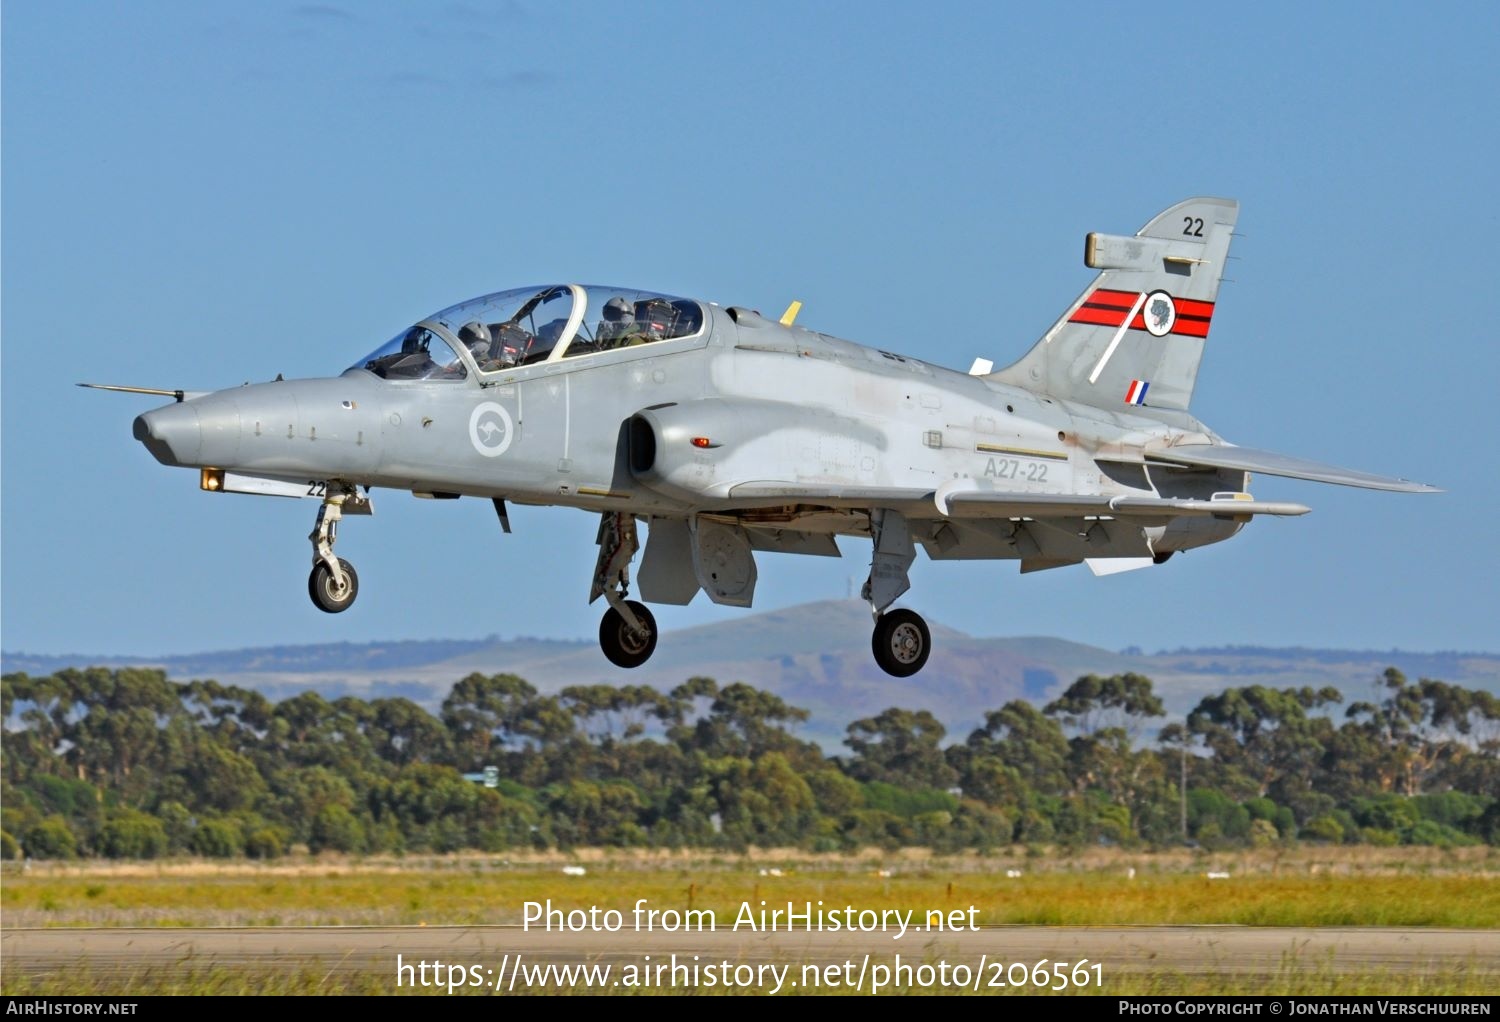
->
<box><xmin>2</xmin><ymin>666</ymin><xmax>1496</xmax><ymax>860</ymax></box>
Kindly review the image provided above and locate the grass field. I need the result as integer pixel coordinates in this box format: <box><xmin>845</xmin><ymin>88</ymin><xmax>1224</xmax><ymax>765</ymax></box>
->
<box><xmin>5</xmin><ymin>846</ymin><xmax>1497</xmax><ymax>928</ymax></box>
<box><xmin>3</xmin><ymin>848</ymin><xmax>1497</xmax><ymax>995</ymax></box>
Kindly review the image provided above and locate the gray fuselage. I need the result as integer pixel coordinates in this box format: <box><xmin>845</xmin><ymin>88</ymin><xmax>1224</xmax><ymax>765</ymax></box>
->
<box><xmin>134</xmin><ymin>302</ymin><xmax>1244</xmax><ymax>568</ymax></box>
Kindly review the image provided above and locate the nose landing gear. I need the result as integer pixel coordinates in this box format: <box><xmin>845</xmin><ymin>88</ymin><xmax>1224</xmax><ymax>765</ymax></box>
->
<box><xmin>307</xmin><ymin>486</ymin><xmax>369</xmax><ymax>614</ymax></box>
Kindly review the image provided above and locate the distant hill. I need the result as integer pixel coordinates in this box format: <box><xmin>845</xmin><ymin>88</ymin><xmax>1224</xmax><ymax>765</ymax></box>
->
<box><xmin>7</xmin><ymin>600</ymin><xmax>1497</xmax><ymax>750</ymax></box>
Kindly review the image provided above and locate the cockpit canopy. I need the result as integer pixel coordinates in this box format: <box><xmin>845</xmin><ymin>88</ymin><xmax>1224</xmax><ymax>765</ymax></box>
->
<box><xmin>349</xmin><ymin>284</ymin><xmax>705</xmax><ymax>381</ymax></box>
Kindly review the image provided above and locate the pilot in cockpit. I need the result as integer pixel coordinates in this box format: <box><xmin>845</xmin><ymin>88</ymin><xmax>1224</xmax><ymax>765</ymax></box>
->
<box><xmin>459</xmin><ymin>321</ymin><xmax>495</xmax><ymax>360</ymax></box>
<box><xmin>597</xmin><ymin>297</ymin><xmax>644</xmax><ymax>349</ymax></box>
<box><xmin>458</xmin><ymin>321</ymin><xmax>492</xmax><ymax>366</ymax></box>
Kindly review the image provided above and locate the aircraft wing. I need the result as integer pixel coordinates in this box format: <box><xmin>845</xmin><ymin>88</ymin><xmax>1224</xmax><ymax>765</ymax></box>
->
<box><xmin>1147</xmin><ymin>444</ymin><xmax>1440</xmax><ymax>493</ymax></box>
<box><xmin>726</xmin><ymin>482</ymin><xmax>1309</xmax><ymax>518</ymax></box>
<box><xmin>940</xmin><ymin>492</ymin><xmax>1308</xmax><ymax>518</ymax></box>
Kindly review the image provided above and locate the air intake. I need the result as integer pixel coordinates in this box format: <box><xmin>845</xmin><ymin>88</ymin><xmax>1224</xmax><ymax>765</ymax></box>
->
<box><xmin>629</xmin><ymin>414</ymin><xmax>657</xmax><ymax>474</ymax></box>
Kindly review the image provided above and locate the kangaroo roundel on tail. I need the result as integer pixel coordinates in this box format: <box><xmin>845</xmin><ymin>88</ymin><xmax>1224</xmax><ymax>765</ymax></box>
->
<box><xmin>990</xmin><ymin>197</ymin><xmax>1238</xmax><ymax>412</ymax></box>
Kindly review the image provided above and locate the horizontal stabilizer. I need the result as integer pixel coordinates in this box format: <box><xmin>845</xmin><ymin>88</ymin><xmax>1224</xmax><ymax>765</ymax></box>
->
<box><xmin>1148</xmin><ymin>444</ymin><xmax>1440</xmax><ymax>493</ymax></box>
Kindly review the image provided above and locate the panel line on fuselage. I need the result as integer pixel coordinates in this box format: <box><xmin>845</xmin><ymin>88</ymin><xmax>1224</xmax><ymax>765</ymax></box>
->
<box><xmin>974</xmin><ymin>442</ymin><xmax>1068</xmax><ymax>461</ymax></box>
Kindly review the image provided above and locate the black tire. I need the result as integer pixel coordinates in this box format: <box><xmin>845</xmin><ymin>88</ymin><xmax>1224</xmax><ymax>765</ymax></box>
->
<box><xmin>309</xmin><ymin>558</ymin><xmax>359</xmax><ymax>614</ymax></box>
<box><xmin>872</xmin><ymin>608</ymin><xmax>931</xmax><ymax>677</ymax></box>
<box><xmin>599</xmin><ymin>600</ymin><xmax>657</xmax><ymax>669</ymax></box>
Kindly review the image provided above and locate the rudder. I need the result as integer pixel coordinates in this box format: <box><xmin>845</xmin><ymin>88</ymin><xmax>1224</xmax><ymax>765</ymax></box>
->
<box><xmin>989</xmin><ymin>197</ymin><xmax>1238</xmax><ymax>412</ymax></box>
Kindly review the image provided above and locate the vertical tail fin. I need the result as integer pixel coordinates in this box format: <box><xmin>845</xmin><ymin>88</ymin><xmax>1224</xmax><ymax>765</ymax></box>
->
<box><xmin>989</xmin><ymin>197</ymin><xmax>1238</xmax><ymax>412</ymax></box>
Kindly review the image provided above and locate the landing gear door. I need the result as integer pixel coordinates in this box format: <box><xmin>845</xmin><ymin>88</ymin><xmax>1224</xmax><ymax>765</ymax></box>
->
<box><xmin>639</xmin><ymin>517</ymin><xmax>701</xmax><ymax>605</ymax></box>
<box><xmin>690</xmin><ymin>518</ymin><xmax>757</xmax><ymax>607</ymax></box>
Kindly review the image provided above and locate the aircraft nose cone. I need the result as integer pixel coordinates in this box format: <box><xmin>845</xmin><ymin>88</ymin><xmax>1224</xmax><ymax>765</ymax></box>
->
<box><xmin>133</xmin><ymin>403</ymin><xmax>202</xmax><ymax>466</ymax></box>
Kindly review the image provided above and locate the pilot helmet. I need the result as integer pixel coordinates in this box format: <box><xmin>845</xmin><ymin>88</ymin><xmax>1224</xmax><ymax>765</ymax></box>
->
<box><xmin>602</xmin><ymin>297</ymin><xmax>632</xmax><ymax>322</ymax></box>
<box><xmin>458</xmin><ymin>321</ymin><xmax>490</xmax><ymax>356</ymax></box>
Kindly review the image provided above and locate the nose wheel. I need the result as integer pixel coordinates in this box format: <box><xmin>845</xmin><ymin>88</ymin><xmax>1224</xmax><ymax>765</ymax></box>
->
<box><xmin>309</xmin><ymin>557</ymin><xmax>359</xmax><ymax>613</ymax></box>
<box><xmin>872</xmin><ymin>608</ymin><xmax>931</xmax><ymax>677</ymax></box>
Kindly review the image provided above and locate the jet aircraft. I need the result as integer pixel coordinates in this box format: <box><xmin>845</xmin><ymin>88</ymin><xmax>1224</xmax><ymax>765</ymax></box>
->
<box><xmin>90</xmin><ymin>198</ymin><xmax>1437</xmax><ymax>677</ymax></box>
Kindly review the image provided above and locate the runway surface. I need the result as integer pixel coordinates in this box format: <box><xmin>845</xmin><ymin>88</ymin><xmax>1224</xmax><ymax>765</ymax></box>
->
<box><xmin>4</xmin><ymin>925</ymin><xmax>1495</xmax><ymax>980</ymax></box>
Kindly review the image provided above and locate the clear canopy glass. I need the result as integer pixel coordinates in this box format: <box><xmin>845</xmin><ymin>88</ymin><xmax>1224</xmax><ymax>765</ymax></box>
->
<box><xmin>347</xmin><ymin>285</ymin><xmax>705</xmax><ymax>380</ymax></box>
<box><xmin>561</xmin><ymin>287</ymin><xmax>705</xmax><ymax>358</ymax></box>
<box><xmin>352</xmin><ymin>325</ymin><xmax>467</xmax><ymax>381</ymax></box>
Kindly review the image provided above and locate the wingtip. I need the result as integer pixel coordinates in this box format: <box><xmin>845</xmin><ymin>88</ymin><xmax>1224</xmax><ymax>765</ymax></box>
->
<box><xmin>1395</xmin><ymin>478</ymin><xmax>1443</xmax><ymax>494</ymax></box>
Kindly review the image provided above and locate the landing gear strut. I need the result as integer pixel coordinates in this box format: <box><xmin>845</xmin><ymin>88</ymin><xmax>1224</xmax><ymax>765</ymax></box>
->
<box><xmin>863</xmin><ymin>508</ymin><xmax>933</xmax><ymax>676</ymax></box>
<box><xmin>307</xmin><ymin>486</ymin><xmax>364</xmax><ymax>614</ymax></box>
<box><xmin>590</xmin><ymin>511</ymin><xmax>658</xmax><ymax>668</ymax></box>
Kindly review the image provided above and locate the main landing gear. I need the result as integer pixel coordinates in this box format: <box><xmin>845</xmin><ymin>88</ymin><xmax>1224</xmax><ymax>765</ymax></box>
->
<box><xmin>872</xmin><ymin>608</ymin><xmax>931</xmax><ymax>677</ymax></box>
<box><xmin>307</xmin><ymin>486</ymin><xmax>369</xmax><ymax>614</ymax></box>
<box><xmin>864</xmin><ymin>508</ymin><xmax>932</xmax><ymax>677</ymax></box>
<box><xmin>599</xmin><ymin>600</ymin><xmax>657</xmax><ymax>669</ymax></box>
<box><xmin>591</xmin><ymin>511</ymin><xmax>659</xmax><ymax>668</ymax></box>
<box><xmin>581</xmin><ymin>508</ymin><xmax>935</xmax><ymax>676</ymax></box>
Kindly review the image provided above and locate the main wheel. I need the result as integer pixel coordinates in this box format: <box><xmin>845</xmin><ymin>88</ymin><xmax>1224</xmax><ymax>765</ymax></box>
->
<box><xmin>872</xmin><ymin>608</ymin><xmax>931</xmax><ymax>677</ymax></box>
<box><xmin>308</xmin><ymin>558</ymin><xmax>359</xmax><ymax>614</ymax></box>
<box><xmin>599</xmin><ymin>600</ymin><xmax>657</xmax><ymax>669</ymax></box>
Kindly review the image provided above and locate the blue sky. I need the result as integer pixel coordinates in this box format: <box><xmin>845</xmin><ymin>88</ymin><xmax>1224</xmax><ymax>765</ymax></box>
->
<box><xmin>4</xmin><ymin>1</ymin><xmax>1497</xmax><ymax>660</ymax></box>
